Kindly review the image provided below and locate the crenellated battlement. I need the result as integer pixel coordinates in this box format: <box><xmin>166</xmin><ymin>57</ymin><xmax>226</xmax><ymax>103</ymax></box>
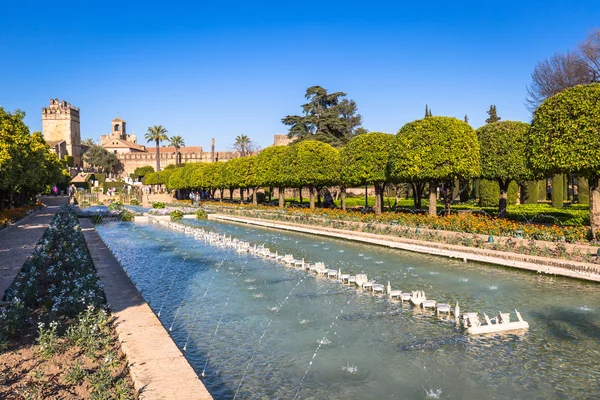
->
<box><xmin>42</xmin><ymin>98</ymin><xmax>80</xmax><ymax>120</ymax></box>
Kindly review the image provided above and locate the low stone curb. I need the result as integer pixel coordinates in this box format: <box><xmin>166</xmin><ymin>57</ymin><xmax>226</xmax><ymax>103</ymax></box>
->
<box><xmin>80</xmin><ymin>219</ymin><xmax>213</xmax><ymax>400</ymax></box>
<box><xmin>209</xmin><ymin>214</ymin><xmax>600</xmax><ymax>283</ymax></box>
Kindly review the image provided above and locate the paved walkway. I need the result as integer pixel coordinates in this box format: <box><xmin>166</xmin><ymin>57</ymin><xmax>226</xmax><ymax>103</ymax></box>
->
<box><xmin>0</xmin><ymin>196</ymin><xmax>67</xmax><ymax>299</ymax></box>
<box><xmin>80</xmin><ymin>219</ymin><xmax>212</xmax><ymax>400</ymax></box>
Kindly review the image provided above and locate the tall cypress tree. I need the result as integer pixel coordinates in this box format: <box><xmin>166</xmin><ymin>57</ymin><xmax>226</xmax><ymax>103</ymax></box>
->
<box><xmin>485</xmin><ymin>105</ymin><xmax>501</xmax><ymax>123</ymax></box>
<box><xmin>425</xmin><ymin>104</ymin><xmax>429</xmax><ymax>118</ymax></box>
<box><xmin>464</xmin><ymin>114</ymin><xmax>469</xmax><ymax>123</ymax></box>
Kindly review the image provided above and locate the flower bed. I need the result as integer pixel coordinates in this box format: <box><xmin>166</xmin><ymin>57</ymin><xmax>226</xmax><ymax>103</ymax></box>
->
<box><xmin>203</xmin><ymin>203</ymin><xmax>590</xmax><ymax>243</ymax></box>
<box><xmin>0</xmin><ymin>203</ymin><xmax>42</xmax><ymax>230</ymax></box>
<box><xmin>0</xmin><ymin>205</ymin><xmax>134</xmax><ymax>398</ymax></box>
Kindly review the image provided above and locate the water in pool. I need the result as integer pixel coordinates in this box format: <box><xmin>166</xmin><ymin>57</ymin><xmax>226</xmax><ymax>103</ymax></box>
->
<box><xmin>96</xmin><ymin>219</ymin><xmax>600</xmax><ymax>400</ymax></box>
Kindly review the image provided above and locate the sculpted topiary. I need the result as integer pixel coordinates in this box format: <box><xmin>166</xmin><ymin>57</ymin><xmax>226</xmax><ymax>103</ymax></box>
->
<box><xmin>527</xmin><ymin>83</ymin><xmax>600</xmax><ymax>238</ymax></box>
<box><xmin>389</xmin><ymin>117</ymin><xmax>480</xmax><ymax>216</ymax></box>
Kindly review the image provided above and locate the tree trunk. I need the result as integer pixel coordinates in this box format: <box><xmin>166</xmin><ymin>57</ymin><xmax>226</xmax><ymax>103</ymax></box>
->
<box><xmin>240</xmin><ymin>188</ymin><xmax>244</xmax><ymax>202</ymax></box>
<box><xmin>299</xmin><ymin>187</ymin><xmax>303</xmax><ymax>204</ymax></box>
<box><xmin>365</xmin><ymin>184</ymin><xmax>368</xmax><ymax>208</ymax></box>
<box><xmin>589</xmin><ymin>176</ymin><xmax>600</xmax><ymax>240</ymax></box>
<box><xmin>444</xmin><ymin>185</ymin><xmax>452</xmax><ymax>216</ymax></box>
<box><xmin>229</xmin><ymin>188</ymin><xmax>233</xmax><ymax>200</ymax></box>
<box><xmin>0</xmin><ymin>190</ymin><xmax>5</xmax><ymax>211</ymax></box>
<box><xmin>577</xmin><ymin>176</ymin><xmax>589</xmax><ymax>204</ymax></box>
<box><xmin>411</xmin><ymin>182</ymin><xmax>423</xmax><ymax>210</ymax></box>
<box><xmin>309</xmin><ymin>185</ymin><xmax>315</xmax><ymax>210</ymax></box>
<box><xmin>498</xmin><ymin>179</ymin><xmax>510</xmax><ymax>218</ymax></box>
<box><xmin>253</xmin><ymin>187</ymin><xmax>258</xmax><ymax>206</ymax></box>
<box><xmin>374</xmin><ymin>185</ymin><xmax>380</xmax><ymax>215</ymax></box>
<box><xmin>317</xmin><ymin>188</ymin><xmax>322</xmax><ymax>207</ymax></box>
<box><xmin>278</xmin><ymin>187</ymin><xmax>285</xmax><ymax>207</ymax></box>
<box><xmin>379</xmin><ymin>183</ymin><xmax>385</xmax><ymax>213</ymax></box>
<box><xmin>156</xmin><ymin>139</ymin><xmax>161</xmax><ymax>172</ymax></box>
<box><xmin>341</xmin><ymin>187</ymin><xmax>346</xmax><ymax>211</ymax></box>
<box><xmin>220</xmin><ymin>188</ymin><xmax>224</xmax><ymax>201</ymax></box>
<box><xmin>268</xmin><ymin>187</ymin><xmax>272</xmax><ymax>202</ymax></box>
<box><xmin>552</xmin><ymin>174</ymin><xmax>563</xmax><ymax>208</ymax></box>
<box><xmin>428</xmin><ymin>182</ymin><xmax>437</xmax><ymax>216</ymax></box>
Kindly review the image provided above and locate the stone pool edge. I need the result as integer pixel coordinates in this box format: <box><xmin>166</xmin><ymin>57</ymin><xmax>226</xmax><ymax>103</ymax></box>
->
<box><xmin>79</xmin><ymin>218</ymin><xmax>213</xmax><ymax>400</ymax></box>
<box><xmin>207</xmin><ymin>214</ymin><xmax>600</xmax><ymax>283</ymax></box>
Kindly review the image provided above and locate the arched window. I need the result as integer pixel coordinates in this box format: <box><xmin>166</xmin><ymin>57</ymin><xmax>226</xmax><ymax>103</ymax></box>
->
<box><xmin>114</xmin><ymin>124</ymin><xmax>120</xmax><ymax>131</ymax></box>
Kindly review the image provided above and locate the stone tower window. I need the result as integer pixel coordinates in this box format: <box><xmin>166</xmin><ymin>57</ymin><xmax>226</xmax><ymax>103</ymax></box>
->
<box><xmin>115</xmin><ymin>124</ymin><xmax>120</xmax><ymax>132</ymax></box>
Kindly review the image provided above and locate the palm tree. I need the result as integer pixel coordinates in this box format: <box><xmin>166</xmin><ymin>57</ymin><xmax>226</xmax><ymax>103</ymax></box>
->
<box><xmin>145</xmin><ymin>125</ymin><xmax>169</xmax><ymax>171</ymax></box>
<box><xmin>234</xmin><ymin>134</ymin><xmax>251</xmax><ymax>156</ymax></box>
<box><xmin>169</xmin><ymin>135</ymin><xmax>185</xmax><ymax>165</ymax></box>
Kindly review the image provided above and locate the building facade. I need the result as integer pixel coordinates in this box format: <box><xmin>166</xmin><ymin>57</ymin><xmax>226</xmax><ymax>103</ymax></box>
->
<box><xmin>42</xmin><ymin>99</ymin><xmax>82</xmax><ymax>166</ymax></box>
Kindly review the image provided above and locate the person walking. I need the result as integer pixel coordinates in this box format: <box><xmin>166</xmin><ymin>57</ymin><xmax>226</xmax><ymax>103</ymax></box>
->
<box><xmin>52</xmin><ymin>185</ymin><xmax>58</xmax><ymax>197</ymax></box>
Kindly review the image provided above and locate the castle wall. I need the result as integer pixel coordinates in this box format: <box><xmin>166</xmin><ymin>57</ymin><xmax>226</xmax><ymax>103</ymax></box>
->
<box><xmin>117</xmin><ymin>151</ymin><xmax>240</xmax><ymax>176</ymax></box>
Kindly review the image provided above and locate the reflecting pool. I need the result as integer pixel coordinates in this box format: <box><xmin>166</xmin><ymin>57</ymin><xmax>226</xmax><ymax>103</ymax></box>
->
<box><xmin>96</xmin><ymin>219</ymin><xmax>600</xmax><ymax>400</ymax></box>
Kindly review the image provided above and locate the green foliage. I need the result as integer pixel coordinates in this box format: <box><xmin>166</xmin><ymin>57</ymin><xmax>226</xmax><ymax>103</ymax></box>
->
<box><xmin>388</xmin><ymin>116</ymin><xmax>480</xmax><ymax>183</ymax></box>
<box><xmin>340</xmin><ymin>132</ymin><xmax>395</xmax><ymax>186</ymax></box>
<box><xmin>485</xmin><ymin>105</ymin><xmax>501</xmax><ymax>123</ymax></box>
<box><xmin>170</xmin><ymin>209</ymin><xmax>184</xmax><ymax>220</ymax></box>
<box><xmin>133</xmin><ymin>165</ymin><xmax>154</xmax><ymax>180</ymax></box>
<box><xmin>0</xmin><ymin>108</ymin><xmax>67</xmax><ymax>209</ymax></box>
<box><xmin>63</xmin><ymin>155</ymin><xmax>75</xmax><ymax>167</ymax></box>
<box><xmin>107</xmin><ymin>201</ymin><xmax>124</xmax><ymax>211</ymax></box>
<box><xmin>527</xmin><ymin>83</ymin><xmax>600</xmax><ymax>175</ymax></box>
<box><xmin>151</xmin><ymin>201</ymin><xmax>165</xmax><ymax>209</ymax></box>
<box><xmin>66</xmin><ymin>305</ymin><xmax>110</xmax><ymax>357</ymax></box>
<box><xmin>577</xmin><ymin>176</ymin><xmax>589</xmax><ymax>204</ymax></box>
<box><xmin>254</xmin><ymin>146</ymin><xmax>288</xmax><ymax>188</ymax></box>
<box><xmin>284</xmin><ymin>141</ymin><xmax>340</xmax><ymax>188</ymax></box>
<box><xmin>282</xmin><ymin>86</ymin><xmax>364</xmax><ymax>147</ymax></box>
<box><xmin>479</xmin><ymin>180</ymin><xmax>518</xmax><ymax>207</ymax></box>
<box><xmin>36</xmin><ymin>321</ymin><xmax>59</xmax><ymax>359</ymax></box>
<box><xmin>196</xmin><ymin>209</ymin><xmax>208</xmax><ymax>219</ymax></box>
<box><xmin>552</xmin><ymin>174</ymin><xmax>564</xmax><ymax>208</ymax></box>
<box><xmin>145</xmin><ymin>125</ymin><xmax>169</xmax><ymax>171</ymax></box>
<box><xmin>523</xmin><ymin>181</ymin><xmax>539</xmax><ymax>204</ymax></box>
<box><xmin>129</xmin><ymin>198</ymin><xmax>139</xmax><ymax>205</ymax></box>
<box><xmin>477</xmin><ymin>121</ymin><xmax>533</xmax><ymax>182</ymax></box>
<box><xmin>63</xmin><ymin>360</ymin><xmax>86</xmax><ymax>385</ymax></box>
<box><xmin>83</xmin><ymin>145</ymin><xmax>122</xmax><ymax>175</ymax></box>
<box><xmin>121</xmin><ymin>210</ymin><xmax>134</xmax><ymax>222</ymax></box>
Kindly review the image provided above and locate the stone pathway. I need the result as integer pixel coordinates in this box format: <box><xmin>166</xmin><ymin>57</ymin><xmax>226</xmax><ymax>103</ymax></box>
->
<box><xmin>80</xmin><ymin>219</ymin><xmax>212</xmax><ymax>400</ymax></box>
<box><xmin>0</xmin><ymin>196</ymin><xmax>67</xmax><ymax>299</ymax></box>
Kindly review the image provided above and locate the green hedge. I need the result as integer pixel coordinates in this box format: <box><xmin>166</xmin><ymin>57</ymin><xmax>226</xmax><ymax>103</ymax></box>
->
<box><xmin>479</xmin><ymin>179</ymin><xmax>518</xmax><ymax>207</ymax></box>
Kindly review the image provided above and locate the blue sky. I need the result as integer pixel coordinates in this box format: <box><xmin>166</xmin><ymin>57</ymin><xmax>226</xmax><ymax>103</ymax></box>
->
<box><xmin>1</xmin><ymin>1</ymin><xmax>599</xmax><ymax>150</ymax></box>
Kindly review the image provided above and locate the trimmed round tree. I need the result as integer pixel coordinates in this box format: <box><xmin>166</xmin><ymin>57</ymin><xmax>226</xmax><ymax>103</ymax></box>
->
<box><xmin>340</xmin><ymin>132</ymin><xmax>394</xmax><ymax>214</ymax></box>
<box><xmin>476</xmin><ymin>121</ymin><xmax>533</xmax><ymax>217</ymax></box>
<box><xmin>389</xmin><ymin>117</ymin><xmax>480</xmax><ymax>216</ymax></box>
<box><xmin>284</xmin><ymin>141</ymin><xmax>340</xmax><ymax>210</ymax></box>
<box><xmin>527</xmin><ymin>83</ymin><xmax>600</xmax><ymax>238</ymax></box>
<box><xmin>254</xmin><ymin>145</ymin><xmax>289</xmax><ymax>207</ymax></box>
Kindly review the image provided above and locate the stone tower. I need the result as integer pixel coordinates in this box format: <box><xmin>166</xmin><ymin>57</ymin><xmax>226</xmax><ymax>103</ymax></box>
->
<box><xmin>111</xmin><ymin>117</ymin><xmax>127</xmax><ymax>139</ymax></box>
<box><xmin>42</xmin><ymin>99</ymin><xmax>81</xmax><ymax>166</ymax></box>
